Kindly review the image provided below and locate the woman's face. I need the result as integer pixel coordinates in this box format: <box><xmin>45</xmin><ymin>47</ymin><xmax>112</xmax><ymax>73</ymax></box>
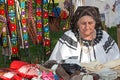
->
<box><xmin>77</xmin><ymin>15</ymin><xmax>96</xmax><ymax>39</ymax></box>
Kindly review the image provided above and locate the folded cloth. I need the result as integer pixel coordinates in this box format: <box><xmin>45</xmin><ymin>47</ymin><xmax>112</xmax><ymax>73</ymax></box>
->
<box><xmin>80</xmin><ymin>61</ymin><xmax>104</xmax><ymax>72</ymax></box>
<box><xmin>103</xmin><ymin>59</ymin><xmax>120</xmax><ymax>68</ymax></box>
<box><xmin>61</xmin><ymin>63</ymin><xmax>81</xmax><ymax>75</ymax></box>
<box><xmin>113</xmin><ymin>65</ymin><xmax>120</xmax><ymax>70</ymax></box>
<box><xmin>80</xmin><ymin>59</ymin><xmax>120</xmax><ymax>72</ymax></box>
<box><xmin>56</xmin><ymin>64</ymin><xmax>70</xmax><ymax>80</ymax></box>
<box><xmin>96</xmin><ymin>68</ymin><xmax>117</xmax><ymax>80</ymax></box>
<box><xmin>82</xmin><ymin>74</ymin><xmax>93</xmax><ymax>80</ymax></box>
<box><xmin>102</xmin><ymin>59</ymin><xmax>120</xmax><ymax>78</ymax></box>
<box><xmin>112</xmin><ymin>66</ymin><xmax>120</xmax><ymax>77</ymax></box>
<box><xmin>70</xmin><ymin>73</ymin><xmax>83</xmax><ymax>80</ymax></box>
<box><xmin>43</xmin><ymin>60</ymin><xmax>57</xmax><ymax>69</ymax></box>
<box><xmin>0</xmin><ymin>68</ymin><xmax>22</xmax><ymax>80</ymax></box>
<box><xmin>80</xmin><ymin>59</ymin><xmax>120</xmax><ymax>78</ymax></box>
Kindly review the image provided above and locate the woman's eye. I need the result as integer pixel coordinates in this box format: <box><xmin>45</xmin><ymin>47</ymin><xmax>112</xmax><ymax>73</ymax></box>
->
<box><xmin>89</xmin><ymin>21</ymin><xmax>96</xmax><ymax>24</ymax></box>
<box><xmin>81</xmin><ymin>22</ymin><xmax>86</xmax><ymax>25</ymax></box>
<box><xmin>88</xmin><ymin>22</ymin><xmax>93</xmax><ymax>25</ymax></box>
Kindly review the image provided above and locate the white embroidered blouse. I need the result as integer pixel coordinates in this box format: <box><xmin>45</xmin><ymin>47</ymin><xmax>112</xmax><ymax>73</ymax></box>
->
<box><xmin>49</xmin><ymin>30</ymin><xmax>120</xmax><ymax>64</ymax></box>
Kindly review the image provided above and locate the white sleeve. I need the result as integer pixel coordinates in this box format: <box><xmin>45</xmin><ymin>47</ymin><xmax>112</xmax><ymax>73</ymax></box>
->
<box><xmin>49</xmin><ymin>40</ymin><xmax>62</xmax><ymax>62</ymax></box>
<box><xmin>49</xmin><ymin>40</ymin><xmax>72</xmax><ymax>63</ymax></box>
<box><xmin>49</xmin><ymin>30</ymin><xmax>78</xmax><ymax>63</ymax></box>
<box><xmin>102</xmin><ymin>31</ymin><xmax>120</xmax><ymax>62</ymax></box>
<box><xmin>106</xmin><ymin>42</ymin><xmax>120</xmax><ymax>62</ymax></box>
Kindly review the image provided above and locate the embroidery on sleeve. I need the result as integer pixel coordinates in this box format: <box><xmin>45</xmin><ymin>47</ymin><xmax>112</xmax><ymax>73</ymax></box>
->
<box><xmin>59</xmin><ymin>34</ymin><xmax>77</xmax><ymax>50</ymax></box>
<box><xmin>103</xmin><ymin>36</ymin><xmax>115</xmax><ymax>53</ymax></box>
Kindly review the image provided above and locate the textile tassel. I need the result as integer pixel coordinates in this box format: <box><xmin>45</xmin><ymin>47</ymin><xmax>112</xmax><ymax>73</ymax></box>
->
<box><xmin>27</xmin><ymin>0</ymin><xmax>38</xmax><ymax>45</ymax></box>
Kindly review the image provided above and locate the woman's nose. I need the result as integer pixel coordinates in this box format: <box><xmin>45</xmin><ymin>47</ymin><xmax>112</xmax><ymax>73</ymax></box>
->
<box><xmin>85</xmin><ymin>23</ymin><xmax>90</xmax><ymax>29</ymax></box>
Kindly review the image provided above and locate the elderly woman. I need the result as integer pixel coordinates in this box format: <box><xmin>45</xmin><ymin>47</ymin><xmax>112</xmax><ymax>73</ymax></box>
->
<box><xmin>49</xmin><ymin>6</ymin><xmax>120</xmax><ymax>64</ymax></box>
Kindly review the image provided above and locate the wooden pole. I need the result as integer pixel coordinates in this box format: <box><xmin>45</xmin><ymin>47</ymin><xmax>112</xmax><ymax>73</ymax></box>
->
<box><xmin>117</xmin><ymin>24</ymin><xmax>120</xmax><ymax>49</ymax></box>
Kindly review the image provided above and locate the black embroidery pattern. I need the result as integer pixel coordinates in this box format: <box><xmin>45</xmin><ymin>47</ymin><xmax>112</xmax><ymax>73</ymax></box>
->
<box><xmin>69</xmin><ymin>56</ymin><xmax>78</xmax><ymax>59</ymax></box>
<box><xmin>103</xmin><ymin>36</ymin><xmax>115</xmax><ymax>53</ymax></box>
<box><xmin>59</xmin><ymin>34</ymin><xmax>77</xmax><ymax>50</ymax></box>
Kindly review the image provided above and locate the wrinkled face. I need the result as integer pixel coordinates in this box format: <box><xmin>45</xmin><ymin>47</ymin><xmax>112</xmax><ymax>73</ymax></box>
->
<box><xmin>77</xmin><ymin>15</ymin><xmax>96</xmax><ymax>38</ymax></box>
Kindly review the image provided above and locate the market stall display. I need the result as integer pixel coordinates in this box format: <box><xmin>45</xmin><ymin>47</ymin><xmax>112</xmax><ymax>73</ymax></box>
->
<box><xmin>0</xmin><ymin>0</ymin><xmax>120</xmax><ymax>80</ymax></box>
<box><xmin>0</xmin><ymin>59</ymin><xmax>120</xmax><ymax>80</ymax></box>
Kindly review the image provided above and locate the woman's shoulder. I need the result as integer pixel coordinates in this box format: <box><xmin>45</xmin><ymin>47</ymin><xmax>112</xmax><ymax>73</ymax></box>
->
<box><xmin>102</xmin><ymin>30</ymin><xmax>109</xmax><ymax>36</ymax></box>
<box><xmin>59</xmin><ymin>30</ymin><xmax>78</xmax><ymax>49</ymax></box>
<box><xmin>63</xmin><ymin>30</ymin><xmax>77</xmax><ymax>40</ymax></box>
<box><xmin>100</xmin><ymin>30</ymin><xmax>115</xmax><ymax>42</ymax></box>
<box><xmin>64</xmin><ymin>30</ymin><xmax>74</xmax><ymax>35</ymax></box>
<box><xmin>101</xmin><ymin>30</ymin><xmax>113</xmax><ymax>39</ymax></box>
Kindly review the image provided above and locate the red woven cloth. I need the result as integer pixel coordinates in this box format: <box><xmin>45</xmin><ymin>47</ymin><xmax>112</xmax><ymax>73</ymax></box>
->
<box><xmin>10</xmin><ymin>60</ymin><xmax>39</xmax><ymax>79</ymax></box>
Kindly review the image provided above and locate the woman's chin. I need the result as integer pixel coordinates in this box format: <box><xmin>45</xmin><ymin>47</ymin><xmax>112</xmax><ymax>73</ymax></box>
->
<box><xmin>83</xmin><ymin>33</ymin><xmax>91</xmax><ymax>37</ymax></box>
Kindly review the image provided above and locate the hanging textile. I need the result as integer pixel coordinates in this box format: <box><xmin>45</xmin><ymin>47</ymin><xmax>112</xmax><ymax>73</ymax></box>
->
<box><xmin>63</xmin><ymin>0</ymin><xmax>74</xmax><ymax>30</ymax></box>
<box><xmin>36</xmin><ymin>0</ymin><xmax>43</xmax><ymax>44</ymax></box>
<box><xmin>85</xmin><ymin>0</ymin><xmax>120</xmax><ymax>28</ymax></box>
<box><xmin>0</xmin><ymin>1</ymin><xmax>8</xmax><ymax>48</ymax></box>
<box><xmin>20</xmin><ymin>0</ymin><xmax>29</xmax><ymax>48</ymax></box>
<box><xmin>113</xmin><ymin>0</ymin><xmax>120</xmax><ymax>25</ymax></box>
<box><xmin>7</xmin><ymin>0</ymin><xmax>19</xmax><ymax>59</ymax></box>
<box><xmin>72</xmin><ymin>0</ymin><xmax>85</xmax><ymax>11</ymax></box>
<box><xmin>0</xmin><ymin>0</ymin><xmax>10</xmax><ymax>57</ymax></box>
<box><xmin>43</xmin><ymin>0</ymin><xmax>51</xmax><ymax>55</ymax></box>
<box><xmin>27</xmin><ymin>0</ymin><xmax>38</xmax><ymax>45</ymax></box>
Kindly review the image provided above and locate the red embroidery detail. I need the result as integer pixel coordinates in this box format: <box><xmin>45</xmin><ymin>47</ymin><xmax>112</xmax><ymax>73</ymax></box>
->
<box><xmin>12</xmin><ymin>47</ymin><xmax>18</xmax><ymax>54</ymax></box>
<box><xmin>44</xmin><ymin>39</ymin><xmax>50</xmax><ymax>46</ymax></box>
<box><xmin>10</xmin><ymin>23</ymin><xmax>16</xmax><ymax>31</ymax></box>
<box><xmin>22</xmin><ymin>18</ymin><xmax>26</xmax><ymax>24</ymax></box>
<box><xmin>36</xmin><ymin>11</ymin><xmax>42</xmax><ymax>16</ymax></box>
<box><xmin>37</xmin><ymin>35</ymin><xmax>42</xmax><ymax>41</ymax></box>
<box><xmin>8</xmin><ymin>0</ymin><xmax>14</xmax><ymax>6</ymax></box>
<box><xmin>43</xmin><ymin>12</ymin><xmax>48</xmax><ymax>18</ymax></box>
<box><xmin>36</xmin><ymin>0</ymin><xmax>41</xmax><ymax>4</ymax></box>
<box><xmin>37</xmin><ymin>23</ymin><xmax>42</xmax><ymax>28</ymax></box>
<box><xmin>0</xmin><ymin>9</ymin><xmax>5</xmax><ymax>15</ymax></box>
